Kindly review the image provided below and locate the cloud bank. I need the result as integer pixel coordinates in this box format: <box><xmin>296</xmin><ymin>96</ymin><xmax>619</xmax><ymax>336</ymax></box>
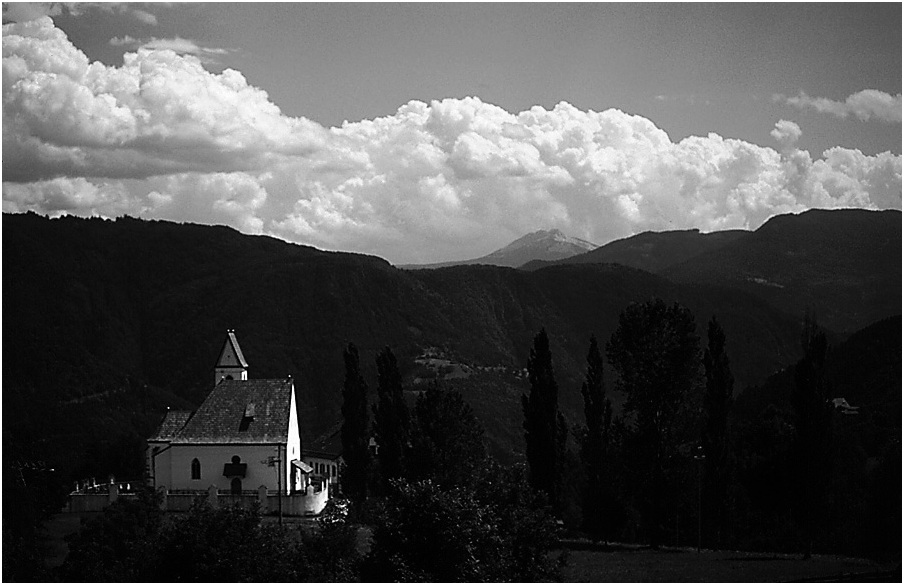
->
<box><xmin>2</xmin><ymin>2</ymin><xmax>158</xmax><ymax>25</ymax></box>
<box><xmin>109</xmin><ymin>35</ymin><xmax>232</xmax><ymax>64</ymax></box>
<box><xmin>775</xmin><ymin>90</ymin><xmax>902</xmax><ymax>124</ymax></box>
<box><xmin>3</xmin><ymin>18</ymin><xmax>901</xmax><ymax>264</ymax></box>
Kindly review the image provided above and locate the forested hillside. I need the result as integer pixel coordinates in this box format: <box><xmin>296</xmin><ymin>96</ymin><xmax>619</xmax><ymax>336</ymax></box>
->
<box><xmin>2</xmin><ymin>211</ymin><xmax>899</xmax><ymax>510</ymax></box>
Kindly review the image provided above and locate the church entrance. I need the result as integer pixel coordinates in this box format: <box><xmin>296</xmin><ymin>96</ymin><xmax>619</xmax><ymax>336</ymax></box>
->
<box><xmin>230</xmin><ymin>477</ymin><xmax>242</xmax><ymax>495</ymax></box>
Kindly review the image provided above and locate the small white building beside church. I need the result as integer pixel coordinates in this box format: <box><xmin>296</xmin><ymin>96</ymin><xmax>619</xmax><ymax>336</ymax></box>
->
<box><xmin>144</xmin><ymin>331</ymin><xmax>327</xmax><ymax>515</ymax></box>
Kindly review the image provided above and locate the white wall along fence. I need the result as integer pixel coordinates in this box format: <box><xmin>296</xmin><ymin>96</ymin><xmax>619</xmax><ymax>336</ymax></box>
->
<box><xmin>67</xmin><ymin>475</ymin><xmax>329</xmax><ymax>515</ymax></box>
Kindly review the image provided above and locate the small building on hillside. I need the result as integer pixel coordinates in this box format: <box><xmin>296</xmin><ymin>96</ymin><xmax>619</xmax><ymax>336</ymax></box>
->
<box><xmin>305</xmin><ymin>425</ymin><xmax>344</xmax><ymax>490</ymax></box>
<box><xmin>143</xmin><ymin>331</ymin><xmax>328</xmax><ymax>515</ymax></box>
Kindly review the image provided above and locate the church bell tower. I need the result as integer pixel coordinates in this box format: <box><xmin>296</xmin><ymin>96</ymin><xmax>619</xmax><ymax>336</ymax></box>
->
<box><xmin>215</xmin><ymin>330</ymin><xmax>248</xmax><ymax>386</ymax></box>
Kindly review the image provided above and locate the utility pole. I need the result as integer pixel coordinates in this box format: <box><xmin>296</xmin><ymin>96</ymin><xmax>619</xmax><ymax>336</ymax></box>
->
<box><xmin>694</xmin><ymin>446</ymin><xmax>706</xmax><ymax>553</ymax></box>
<box><xmin>277</xmin><ymin>445</ymin><xmax>282</xmax><ymax>525</ymax></box>
<box><xmin>263</xmin><ymin>449</ymin><xmax>283</xmax><ymax>525</ymax></box>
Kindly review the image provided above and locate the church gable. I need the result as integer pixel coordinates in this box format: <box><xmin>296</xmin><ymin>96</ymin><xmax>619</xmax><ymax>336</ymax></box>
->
<box><xmin>215</xmin><ymin>330</ymin><xmax>249</xmax><ymax>385</ymax></box>
<box><xmin>216</xmin><ymin>330</ymin><xmax>249</xmax><ymax>368</ymax></box>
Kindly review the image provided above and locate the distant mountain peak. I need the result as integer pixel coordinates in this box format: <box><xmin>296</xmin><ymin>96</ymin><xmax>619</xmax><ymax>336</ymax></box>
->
<box><xmin>492</xmin><ymin>229</ymin><xmax>596</xmax><ymax>255</ymax></box>
<box><xmin>401</xmin><ymin>228</ymin><xmax>597</xmax><ymax>269</ymax></box>
<box><xmin>476</xmin><ymin>228</ymin><xmax>596</xmax><ymax>266</ymax></box>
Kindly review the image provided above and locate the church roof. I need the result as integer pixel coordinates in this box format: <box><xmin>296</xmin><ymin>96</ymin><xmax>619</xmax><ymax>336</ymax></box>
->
<box><xmin>217</xmin><ymin>330</ymin><xmax>248</xmax><ymax>368</ymax></box>
<box><xmin>149</xmin><ymin>410</ymin><xmax>193</xmax><ymax>441</ymax></box>
<box><xmin>172</xmin><ymin>378</ymin><xmax>295</xmax><ymax>444</ymax></box>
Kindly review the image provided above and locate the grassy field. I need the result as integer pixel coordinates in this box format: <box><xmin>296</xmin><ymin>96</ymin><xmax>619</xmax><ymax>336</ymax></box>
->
<box><xmin>561</xmin><ymin>542</ymin><xmax>900</xmax><ymax>582</ymax></box>
<box><xmin>45</xmin><ymin>513</ymin><xmax>899</xmax><ymax>582</ymax></box>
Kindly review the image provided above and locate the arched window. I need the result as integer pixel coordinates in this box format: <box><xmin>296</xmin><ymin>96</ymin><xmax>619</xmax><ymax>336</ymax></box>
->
<box><xmin>191</xmin><ymin>458</ymin><xmax>201</xmax><ymax>480</ymax></box>
<box><xmin>231</xmin><ymin>477</ymin><xmax>242</xmax><ymax>495</ymax></box>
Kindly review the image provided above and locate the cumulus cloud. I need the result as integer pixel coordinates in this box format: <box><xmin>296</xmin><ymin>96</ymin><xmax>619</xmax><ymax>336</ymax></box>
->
<box><xmin>775</xmin><ymin>90</ymin><xmax>902</xmax><ymax>124</ymax></box>
<box><xmin>3</xmin><ymin>18</ymin><xmax>901</xmax><ymax>264</ymax></box>
<box><xmin>3</xmin><ymin>17</ymin><xmax>325</xmax><ymax>182</ymax></box>
<box><xmin>770</xmin><ymin>119</ymin><xmax>802</xmax><ymax>150</ymax></box>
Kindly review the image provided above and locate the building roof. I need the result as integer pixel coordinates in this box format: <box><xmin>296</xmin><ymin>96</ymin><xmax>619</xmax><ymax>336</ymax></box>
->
<box><xmin>305</xmin><ymin>424</ymin><xmax>343</xmax><ymax>460</ymax></box>
<box><xmin>149</xmin><ymin>410</ymin><xmax>193</xmax><ymax>441</ymax></box>
<box><xmin>172</xmin><ymin>378</ymin><xmax>295</xmax><ymax>444</ymax></box>
<box><xmin>216</xmin><ymin>330</ymin><xmax>248</xmax><ymax>368</ymax></box>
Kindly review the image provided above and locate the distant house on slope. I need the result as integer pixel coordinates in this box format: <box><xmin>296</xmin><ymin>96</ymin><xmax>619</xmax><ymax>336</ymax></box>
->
<box><xmin>305</xmin><ymin>424</ymin><xmax>343</xmax><ymax>489</ymax></box>
<box><xmin>144</xmin><ymin>331</ymin><xmax>327</xmax><ymax>515</ymax></box>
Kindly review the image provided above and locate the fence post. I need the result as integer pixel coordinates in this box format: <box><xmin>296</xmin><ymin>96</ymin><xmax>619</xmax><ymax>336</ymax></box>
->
<box><xmin>109</xmin><ymin>481</ymin><xmax>119</xmax><ymax>504</ymax></box>
<box><xmin>208</xmin><ymin>484</ymin><xmax>218</xmax><ymax>507</ymax></box>
<box><xmin>157</xmin><ymin>486</ymin><xmax>168</xmax><ymax>511</ymax></box>
<box><xmin>258</xmin><ymin>485</ymin><xmax>268</xmax><ymax>512</ymax></box>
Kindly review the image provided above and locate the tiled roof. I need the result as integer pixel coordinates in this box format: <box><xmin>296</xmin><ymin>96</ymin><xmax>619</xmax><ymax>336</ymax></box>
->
<box><xmin>172</xmin><ymin>379</ymin><xmax>294</xmax><ymax>444</ymax></box>
<box><xmin>306</xmin><ymin>423</ymin><xmax>343</xmax><ymax>459</ymax></box>
<box><xmin>149</xmin><ymin>410</ymin><xmax>193</xmax><ymax>441</ymax></box>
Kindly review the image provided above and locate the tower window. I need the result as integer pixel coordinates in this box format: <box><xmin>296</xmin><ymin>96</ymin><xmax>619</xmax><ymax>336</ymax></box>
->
<box><xmin>191</xmin><ymin>458</ymin><xmax>201</xmax><ymax>480</ymax></box>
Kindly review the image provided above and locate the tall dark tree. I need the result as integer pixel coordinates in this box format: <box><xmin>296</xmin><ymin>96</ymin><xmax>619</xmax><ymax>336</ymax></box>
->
<box><xmin>607</xmin><ymin>299</ymin><xmax>701</xmax><ymax>547</ymax></box>
<box><xmin>701</xmin><ymin>316</ymin><xmax>734</xmax><ymax>549</ymax></box>
<box><xmin>340</xmin><ymin>343</ymin><xmax>370</xmax><ymax>502</ymax></box>
<box><xmin>522</xmin><ymin>328</ymin><xmax>566</xmax><ymax>511</ymax></box>
<box><xmin>791</xmin><ymin>311</ymin><xmax>833</xmax><ymax>559</ymax></box>
<box><xmin>407</xmin><ymin>382</ymin><xmax>487</xmax><ymax>488</ymax></box>
<box><xmin>579</xmin><ymin>335</ymin><xmax>613</xmax><ymax>540</ymax></box>
<box><xmin>373</xmin><ymin>346</ymin><xmax>409</xmax><ymax>493</ymax></box>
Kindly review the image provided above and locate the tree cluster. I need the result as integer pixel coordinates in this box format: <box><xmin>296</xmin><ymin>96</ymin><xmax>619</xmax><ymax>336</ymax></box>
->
<box><xmin>526</xmin><ymin>299</ymin><xmax>886</xmax><ymax>561</ymax></box>
<box><xmin>59</xmin><ymin>492</ymin><xmax>355</xmax><ymax>582</ymax></box>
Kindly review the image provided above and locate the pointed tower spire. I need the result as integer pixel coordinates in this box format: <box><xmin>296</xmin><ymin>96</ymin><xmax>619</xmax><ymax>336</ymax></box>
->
<box><xmin>215</xmin><ymin>329</ymin><xmax>248</xmax><ymax>386</ymax></box>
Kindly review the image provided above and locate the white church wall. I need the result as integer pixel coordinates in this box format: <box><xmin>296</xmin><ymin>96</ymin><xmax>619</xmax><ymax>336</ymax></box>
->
<box><xmin>169</xmin><ymin>444</ymin><xmax>286</xmax><ymax>492</ymax></box>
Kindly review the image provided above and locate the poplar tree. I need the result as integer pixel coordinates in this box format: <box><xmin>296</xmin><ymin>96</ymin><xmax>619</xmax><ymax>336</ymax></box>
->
<box><xmin>701</xmin><ymin>316</ymin><xmax>734</xmax><ymax>548</ymax></box>
<box><xmin>580</xmin><ymin>335</ymin><xmax>612</xmax><ymax>540</ymax></box>
<box><xmin>522</xmin><ymin>329</ymin><xmax>566</xmax><ymax>511</ymax></box>
<box><xmin>340</xmin><ymin>343</ymin><xmax>370</xmax><ymax>502</ymax></box>
<box><xmin>407</xmin><ymin>382</ymin><xmax>487</xmax><ymax>488</ymax></box>
<box><xmin>373</xmin><ymin>347</ymin><xmax>409</xmax><ymax>493</ymax></box>
<box><xmin>607</xmin><ymin>299</ymin><xmax>701</xmax><ymax>547</ymax></box>
<box><xmin>792</xmin><ymin>311</ymin><xmax>832</xmax><ymax>559</ymax></box>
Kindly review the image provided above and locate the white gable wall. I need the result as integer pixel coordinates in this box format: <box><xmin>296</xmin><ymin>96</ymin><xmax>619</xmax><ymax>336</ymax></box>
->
<box><xmin>215</xmin><ymin>337</ymin><xmax>247</xmax><ymax>385</ymax></box>
<box><xmin>286</xmin><ymin>384</ymin><xmax>302</xmax><ymax>492</ymax></box>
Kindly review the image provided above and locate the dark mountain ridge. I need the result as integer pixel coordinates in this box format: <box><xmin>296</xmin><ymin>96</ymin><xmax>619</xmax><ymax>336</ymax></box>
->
<box><xmin>524</xmin><ymin>209</ymin><xmax>901</xmax><ymax>334</ymax></box>
<box><xmin>662</xmin><ymin>209</ymin><xmax>902</xmax><ymax>333</ymax></box>
<box><xmin>522</xmin><ymin>227</ymin><xmax>749</xmax><ymax>272</ymax></box>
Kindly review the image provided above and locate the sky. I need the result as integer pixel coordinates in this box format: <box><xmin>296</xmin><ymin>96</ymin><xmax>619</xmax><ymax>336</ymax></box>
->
<box><xmin>2</xmin><ymin>2</ymin><xmax>901</xmax><ymax>264</ymax></box>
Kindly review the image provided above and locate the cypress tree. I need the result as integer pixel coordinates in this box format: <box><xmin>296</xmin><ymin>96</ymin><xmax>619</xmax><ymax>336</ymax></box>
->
<box><xmin>373</xmin><ymin>347</ymin><xmax>409</xmax><ymax>493</ymax></box>
<box><xmin>701</xmin><ymin>316</ymin><xmax>734</xmax><ymax>549</ymax></box>
<box><xmin>340</xmin><ymin>343</ymin><xmax>370</xmax><ymax>502</ymax></box>
<box><xmin>522</xmin><ymin>328</ymin><xmax>565</xmax><ymax>511</ymax></box>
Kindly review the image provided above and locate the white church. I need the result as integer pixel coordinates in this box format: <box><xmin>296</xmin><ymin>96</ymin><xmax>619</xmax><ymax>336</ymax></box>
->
<box><xmin>144</xmin><ymin>331</ymin><xmax>329</xmax><ymax>515</ymax></box>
